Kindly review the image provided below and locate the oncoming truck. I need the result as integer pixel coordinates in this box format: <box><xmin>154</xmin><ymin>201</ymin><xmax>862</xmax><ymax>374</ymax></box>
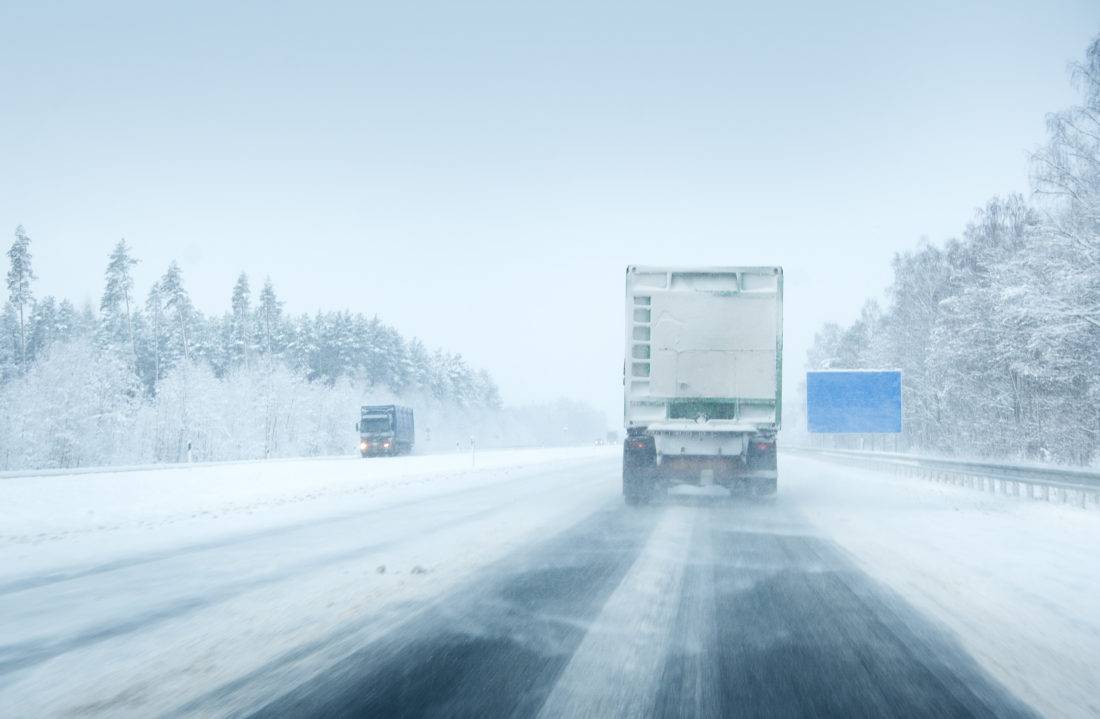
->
<box><xmin>357</xmin><ymin>404</ymin><xmax>415</xmax><ymax>457</ymax></box>
<box><xmin>622</xmin><ymin>266</ymin><xmax>783</xmax><ymax>504</ymax></box>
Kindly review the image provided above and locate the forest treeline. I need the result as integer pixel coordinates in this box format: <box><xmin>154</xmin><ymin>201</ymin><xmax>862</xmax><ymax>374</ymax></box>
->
<box><xmin>806</xmin><ymin>35</ymin><xmax>1100</xmax><ymax>465</ymax></box>
<box><xmin>1</xmin><ymin>241</ymin><xmax>605</xmax><ymax>470</ymax></box>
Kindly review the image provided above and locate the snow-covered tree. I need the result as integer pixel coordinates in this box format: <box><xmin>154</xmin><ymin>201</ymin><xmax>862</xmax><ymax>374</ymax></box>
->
<box><xmin>100</xmin><ymin>239</ymin><xmax>139</xmax><ymax>367</ymax></box>
<box><xmin>0</xmin><ymin>248</ymin><xmax>524</xmax><ymax>468</ymax></box>
<box><xmin>0</xmin><ymin>337</ymin><xmax>144</xmax><ymax>469</ymax></box>
<box><xmin>6</xmin><ymin>225</ymin><xmax>36</xmax><ymax>375</ymax></box>
<box><xmin>229</xmin><ymin>272</ymin><xmax>253</xmax><ymax>370</ymax></box>
<box><xmin>159</xmin><ymin>262</ymin><xmax>194</xmax><ymax>363</ymax></box>
<box><xmin>257</xmin><ymin>276</ymin><xmax>283</xmax><ymax>356</ymax></box>
<box><xmin>143</xmin><ymin>281</ymin><xmax>164</xmax><ymax>391</ymax></box>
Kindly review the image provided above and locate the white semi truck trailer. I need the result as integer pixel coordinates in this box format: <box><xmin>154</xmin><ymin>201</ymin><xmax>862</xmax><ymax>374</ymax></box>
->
<box><xmin>622</xmin><ymin>266</ymin><xmax>783</xmax><ymax>504</ymax></box>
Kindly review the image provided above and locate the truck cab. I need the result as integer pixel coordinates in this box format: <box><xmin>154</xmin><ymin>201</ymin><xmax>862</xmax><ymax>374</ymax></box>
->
<box><xmin>357</xmin><ymin>404</ymin><xmax>415</xmax><ymax>457</ymax></box>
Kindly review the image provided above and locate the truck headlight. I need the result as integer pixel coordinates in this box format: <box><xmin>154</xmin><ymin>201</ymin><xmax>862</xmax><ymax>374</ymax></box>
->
<box><xmin>359</xmin><ymin>442</ymin><xmax>368</xmax><ymax>450</ymax></box>
<box><xmin>383</xmin><ymin>442</ymin><xmax>391</xmax><ymax>448</ymax></box>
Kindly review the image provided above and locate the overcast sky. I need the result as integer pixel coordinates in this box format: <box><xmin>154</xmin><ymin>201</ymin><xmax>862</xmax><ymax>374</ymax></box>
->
<box><xmin>2</xmin><ymin>0</ymin><xmax>1098</xmax><ymax>425</ymax></box>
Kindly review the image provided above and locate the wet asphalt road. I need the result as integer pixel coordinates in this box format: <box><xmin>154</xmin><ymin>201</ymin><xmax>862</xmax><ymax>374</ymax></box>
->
<box><xmin>248</xmin><ymin>498</ymin><xmax>1038</xmax><ymax>719</ymax></box>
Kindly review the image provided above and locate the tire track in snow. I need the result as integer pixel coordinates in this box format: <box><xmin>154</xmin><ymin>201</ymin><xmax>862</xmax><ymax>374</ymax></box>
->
<box><xmin>534</xmin><ymin>505</ymin><xmax>694</xmax><ymax>719</ymax></box>
<box><xmin>242</xmin><ymin>505</ymin><xmax>660</xmax><ymax>719</ymax></box>
<box><xmin>0</xmin><ymin>462</ymin><xmax>609</xmax><ymax>683</ymax></box>
<box><xmin>254</xmin><ymin>497</ymin><xmax>1042</xmax><ymax>719</ymax></box>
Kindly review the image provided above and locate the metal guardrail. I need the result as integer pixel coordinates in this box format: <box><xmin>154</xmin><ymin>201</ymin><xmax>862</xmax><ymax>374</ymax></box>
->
<box><xmin>786</xmin><ymin>447</ymin><xmax>1100</xmax><ymax>510</ymax></box>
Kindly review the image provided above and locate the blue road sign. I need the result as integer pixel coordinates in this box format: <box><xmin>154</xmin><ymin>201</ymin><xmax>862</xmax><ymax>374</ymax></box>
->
<box><xmin>806</xmin><ymin>370</ymin><xmax>902</xmax><ymax>434</ymax></box>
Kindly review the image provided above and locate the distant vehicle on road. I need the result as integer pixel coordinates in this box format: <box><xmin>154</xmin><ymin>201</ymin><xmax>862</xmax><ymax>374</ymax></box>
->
<box><xmin>357</xmin><ymin>404</ymin><xmax>415</xmax><ymax>457</ymax></box>
<box><xmin>622</xmin><ymin>266</ymin><xmax>783</xmax><ymax>504</ymax></box>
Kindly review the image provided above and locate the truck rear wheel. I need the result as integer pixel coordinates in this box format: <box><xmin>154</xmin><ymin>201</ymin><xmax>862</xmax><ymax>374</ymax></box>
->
<box><xmin>622</xmin><ymin>436</ymin><xmax>657</xmax><ymax>505</ymax></box>
<box><xmin>623</xmin><ymin>465</ymin><xmax>653</xmax><ymax>505</ymax></box>
<box><xmin>753</xmin><ymin>476</ymin><xmax>778</xmax><ymax>499</ymax></box>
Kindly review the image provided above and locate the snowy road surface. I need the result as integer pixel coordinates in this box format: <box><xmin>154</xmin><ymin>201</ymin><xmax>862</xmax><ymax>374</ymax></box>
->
<box><xmin>1</xmin><ymin>447</ymin><xmax>1096</xmax><ymax>718</ymax></box>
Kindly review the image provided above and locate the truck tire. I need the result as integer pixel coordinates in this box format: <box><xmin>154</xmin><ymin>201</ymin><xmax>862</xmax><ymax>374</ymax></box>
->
<box><xmin>754</xmin><ymin>476</ymin><xmax>778</xmax><ymax>499</ymax></box>
<box><xmin>623</xmin><ymin>464</ymin><xmax>652</xmax><ymax>505</ymax></box>
<box><xmin>622</xmin><ymin>437</ymin><xmax>656</xmax><ymax>505</ymax></box>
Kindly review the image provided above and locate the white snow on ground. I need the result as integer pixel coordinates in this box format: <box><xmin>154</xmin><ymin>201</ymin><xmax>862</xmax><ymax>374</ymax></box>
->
<box><xmin>782</xmin><ymin>453</ymin><xmax>1100</xmax><ymax>719</ymax></box>
<box><xmin>5</xmin><ymin>447</ymin><xmax>1098</xmax><ymax>718</ymax></box>
<box><xmin>0</xmin><ymin>446</ymin><xmax>622</xmax><ymax>718</ymax></box>
<box><xmin>1</xmin><ymin>447</ymin><xmax>610</xmax><ymax>580</ymax></box>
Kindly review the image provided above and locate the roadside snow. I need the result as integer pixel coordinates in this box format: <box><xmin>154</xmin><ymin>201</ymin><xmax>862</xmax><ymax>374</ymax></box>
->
<box><xmin>783</xmin><ymin>453</ymin><xmax>1100</xmax><ymax>719</ymax></box>
<box><xmin>0</xmin><ymin>446</ymin><xmax>621</xmax><ymax>718</ymax></box>
<box><xmin>0</xmin><ymin>446</ymin><xmax>611</xmax><ymax>580</ymax></box>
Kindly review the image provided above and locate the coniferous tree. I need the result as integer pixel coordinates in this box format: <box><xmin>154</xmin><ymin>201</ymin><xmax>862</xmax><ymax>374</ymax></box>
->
<box><xmin>258</xmin><ymin>277</ymin><xmax>283</xmax><ymax>356</ymax></box>
<box><xmin>0</xmin><ymin>302</ymin><xmax>17</xmax><ymax>382</ymax></box>
<box><xmin>0</xmin><ymin>237</ymin><xmax>526</xmax><ymax>466</ymax></box>
<box><xmin>28</xmin><ymin>296</ymin><xmax>58</xmax><ymax>362</ymax></box>
<box><xmin>159</xmin><ymin>262</ymin><xmax>193</xmax><ymax>363</ymax></box>
<box><xmin>101</xmin><ymin>239</ymin><xmax>140</xmax><ymax>367</ymax></box>
<box><xmin>55</xmin><ymin>300</ymin><xmax>80</xmax><ymax>345</ymax></box>
<box><xmin>145</xmin><ymin>281</ymin><xmax>163</xmax><ymax>390</ymax></box>
<box><xmin>6</xmin><ymin>226</ymin><xmax>36</xmax><ymax>375</ymax></box>
<box><xmin>230</xmin><ymin>272</ymin><xmax>252</xmax><ymax>370</ymax></box>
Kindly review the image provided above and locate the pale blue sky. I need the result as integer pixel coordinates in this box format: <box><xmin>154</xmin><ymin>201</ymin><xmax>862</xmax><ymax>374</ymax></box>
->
<box><xmin>2</xmin><ymin>0</ymin><xmax>1098</xmax><ymax>426</ymax></box>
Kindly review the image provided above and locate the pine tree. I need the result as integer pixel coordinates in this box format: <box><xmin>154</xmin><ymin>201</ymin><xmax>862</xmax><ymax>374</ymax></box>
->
<box><xmin>230</xmin><ymin>272</ymin><xmax>252</xmax><ymax>370</ymax></box>
<box><xmin>28</xmin><ymin>296</ymin><xmax>57</xmax><ymax>362</ymax></box>
<box><xmin>101</xmin><ymin>239</ymin><xmax>140</xmax><ymax>368</ymax></box>
<box><xmin>145</xmin><ymin>281</ymin><xmax>163</xmax><ymax>390</ymax></box>
<box><xmin>258</xmin><ymin>277</ymin><xmax>282</xmax><ymax>355</ymax></box>
<box><xmin>0</xmin><ymin>302</ymin><xmax>17</xmax><ymax>382</ymax></box>
<box><xmin>159</xmin><ymin>262</ymin><xmax>193</xmax><ymax>363</ymax></box>
<box><xmin>6</xmin><ymin>226</ymin><xmax>36</xmax><ymax>375</ymax></box>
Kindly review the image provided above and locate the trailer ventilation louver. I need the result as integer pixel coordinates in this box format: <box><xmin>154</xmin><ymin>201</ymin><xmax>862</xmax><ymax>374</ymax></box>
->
<box><xmin>631</xmin><ymin>296</ymin><xmax>652</xmax><ymax>382</ymax></box>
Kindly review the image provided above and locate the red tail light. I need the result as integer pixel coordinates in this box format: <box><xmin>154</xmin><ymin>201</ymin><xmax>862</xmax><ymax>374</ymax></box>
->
<box><xmin>634</xmin><ymin>441</ymin><xmax>645</xmax><ymax>449</ymax></box>
<box><xmin>755</xmin><ymin>443</ymin><xmax>774</xmax><ymax>451</ymax></box>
